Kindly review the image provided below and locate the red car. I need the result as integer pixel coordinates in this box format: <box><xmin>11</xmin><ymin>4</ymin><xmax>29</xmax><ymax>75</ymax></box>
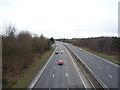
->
<box><xmin>58</xmin><ymin>60</ymin><xmax>63</xmax><ymax>65</ymax></box>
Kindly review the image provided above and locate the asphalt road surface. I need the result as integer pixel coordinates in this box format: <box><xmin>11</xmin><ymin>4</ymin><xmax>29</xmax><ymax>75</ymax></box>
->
<box><xmin>63</xmin><ymin>42</ymin><xmax>119</xmax><ymax>88</ymax></box>
<box><xmin>33</xmin><ymin>42</ymin><xmax>85</xmax><ymax>88</ymax></box>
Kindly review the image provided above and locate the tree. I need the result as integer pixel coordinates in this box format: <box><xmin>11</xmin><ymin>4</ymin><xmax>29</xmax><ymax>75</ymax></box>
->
<box><xmin>50</xmin><ymin>37</ymin><xmax>55</xmax><ymax>44</ymax></box>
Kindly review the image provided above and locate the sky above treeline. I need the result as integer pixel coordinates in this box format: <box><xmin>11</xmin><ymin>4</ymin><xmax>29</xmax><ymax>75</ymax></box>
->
<box><xmin>0</xmin><ymin>0</ymin><xmax>119</xmax><ymax>39</ymax></box>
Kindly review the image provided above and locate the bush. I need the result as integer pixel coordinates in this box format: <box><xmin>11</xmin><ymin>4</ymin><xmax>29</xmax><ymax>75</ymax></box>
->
<box><xmin>2</xmin><ymin>25</ymin><xmax>51</xmax><ymax>87</ymax></box>
<box><xmin>62</xmin><ymin>37</ymin><xmax>120</xmax><ymax>55</ymax></box>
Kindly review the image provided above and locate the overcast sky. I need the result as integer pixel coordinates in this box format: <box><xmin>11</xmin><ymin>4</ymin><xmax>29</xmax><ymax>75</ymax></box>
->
<box><xmin>0</xmin><ymin>0</ymin><xmax>119</xmax><ymax>38</ymax></box>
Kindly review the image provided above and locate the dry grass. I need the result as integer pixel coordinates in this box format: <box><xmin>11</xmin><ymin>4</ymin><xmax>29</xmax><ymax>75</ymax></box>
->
<box><xmin>6</xmin><ymin>47</ymin><xmax>55</xmax><ymax>88</ymax></box>
<box><xmin>80</xmin><ymin>47</ymin><xmax>120</xmax><ymax>65</ymax></box>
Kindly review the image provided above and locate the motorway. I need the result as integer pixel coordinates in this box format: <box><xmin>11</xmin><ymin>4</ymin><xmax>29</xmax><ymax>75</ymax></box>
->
<box><xmin>32</xmin><ymin>42</ymin><xmax>85</xmax><ymax>88</ymax></box>
<box><xmin>63</xmin><ymin>42</ymin><xmax>119</xmax><ymax>88</ymax></box>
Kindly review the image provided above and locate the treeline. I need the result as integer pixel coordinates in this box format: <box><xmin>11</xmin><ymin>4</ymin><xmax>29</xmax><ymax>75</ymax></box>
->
<box><xmin>2</xmin><ymin>25</ymin><xmax>53</xmax><ymax>87</ymax></box>
<box><xmin>57</xmin><ymin>37</ymin><xmax>120</xmax><ymax>56</ymax></box>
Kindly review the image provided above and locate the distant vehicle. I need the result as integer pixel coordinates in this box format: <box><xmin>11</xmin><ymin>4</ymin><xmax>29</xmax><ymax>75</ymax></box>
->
<box><xmin>55</xmin><ymin>51</ymin><xmax>58</xmax><ymax>54</ymax></box>
<box><xmin>61</xmin><ymin>50</ymin><xmax>64</xmax><ymax>53</ymax></box>
<box><xmin>79</xmin><ymin>49</ymin><xmax>82</xmax><ymax>51</ymax></box>
<box><xmin>58</xmin><ymin>60</ymin><xmax>63</xmax><ymax>65</ymax></box>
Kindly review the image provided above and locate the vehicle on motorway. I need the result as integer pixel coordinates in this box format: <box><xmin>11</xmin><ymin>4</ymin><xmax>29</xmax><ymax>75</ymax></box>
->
<box><xmin>55</xmin><ymin>51</ymin><xmax>58</xmax><ymax>54</ymax></box>
<box><xmin>61</xmin><ymin>50</ymin><xmax>64</xmax><ymax>53</ymax></box>
<box><xmin>79</xmin><ymin>49</ymin><xmax>82</xmax><ymax>51</ymax></box>
<box><xmin>58</xmin><ymin>60</ymin><xmax>63</xmax><ymax>65</ymax></box>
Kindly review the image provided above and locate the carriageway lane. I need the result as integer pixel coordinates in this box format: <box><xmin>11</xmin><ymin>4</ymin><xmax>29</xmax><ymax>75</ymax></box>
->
<box><xmin>33</xmin><ymin>42</ymin><xmax>85</xmax><ymax>88</ymax></box>
<box><xmin>63</xmin><ymin>42</ymin><xmax>119</xmax><ymax>88</ymax></box>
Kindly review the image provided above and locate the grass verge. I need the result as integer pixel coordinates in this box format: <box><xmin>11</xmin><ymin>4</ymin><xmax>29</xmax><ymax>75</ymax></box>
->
<box><xmin>12</xmin><ymin>46</ymin><xmax>55</xmax><ymax>88</ymax></box>
<box><xmin>79</xmin><ymin>47</ymin><xmax>120</xmax><ymax>65</ymax></box>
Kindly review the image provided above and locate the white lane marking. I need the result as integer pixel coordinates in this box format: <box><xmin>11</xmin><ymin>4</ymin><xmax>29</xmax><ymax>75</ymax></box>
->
<box><xmin>66</xmin><ymin>73</ymin><xmax>67</xmax><ymax>77</ymax></box>
<box><xmin>108</xmin><ymin>75</ymin><xmax>112</xmax><ymax>78</ymax></box>
<box><xmin>82</xmin><ymin>48</ymin><xmax>118</xmax><ymax>67</ymax></box>
<box><xmin>97</xmin><ymin>66</ymin><xmax>100</xmax><ymax>69</ymax></box>
<box><xmin>29</xmin><ymin>46</ymin><xmax>57</xmax><ymax>88</ymax></box>
<box><xmin>52</xmin><ymin>74</ymin><xmax>54</xmax><ymax>78</ymax></box>
<box><xmin>64</xmin><ymin>46</ymin><xmax>87</xmax><ymax>88</ymax></box>
<box><xmin>64</xmin><ymin>44</ymin><xmax>108</xmax><ymax>88</ymax></box>
<box><xmin>55</xmin><ymin>66</ymin><xmax>56</xmax><ymax>69</ymax></box>
<box><xmin>65</xmin><ymin>66</ymin><xmax>66</xmax><ymax>69</ymax></box>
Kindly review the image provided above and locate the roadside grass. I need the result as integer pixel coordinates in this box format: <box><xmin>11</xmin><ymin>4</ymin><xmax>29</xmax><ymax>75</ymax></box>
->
<box><xmin>11</xmin><ymin>47</ymin><xmax>55</xmax><ymax>88</ymax></box>
<box><xmin>79</xmin><ymin>47</ymin><xmax>120</xmax><ymax>65</ymax></box>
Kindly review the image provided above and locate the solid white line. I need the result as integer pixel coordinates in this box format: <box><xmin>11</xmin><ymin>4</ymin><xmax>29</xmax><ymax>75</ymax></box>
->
<box><xmin>81</xmin><ymin>48</ymin><xmax>118</xmax><ymax>67</ymax></box>
<box><xmin>64</xmin><ymin>44</ymin><xmax>108</xmax><ymax>89</ymax></box>
<box><xmin>108</xmin><ymin>75</ymin><xmax>112</xmax><ymax>78</ymax></box>
<box><xmin>52</xmin><ymin>74</ymin><xmax>54</xmax><ymax>78</ymax></box>
<box><xmin>28</xmin><ymin>46</ymin><xmax>57</xmax><ymax>88</ymax></box>
<box><xmin>64</xmin><ymin>46</ymin><xmax>87</xmax><ymax>88</ymax></box>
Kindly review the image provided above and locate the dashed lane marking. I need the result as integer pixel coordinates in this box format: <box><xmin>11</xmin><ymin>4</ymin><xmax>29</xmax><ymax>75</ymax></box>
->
<box><xmin>64</xmin><ymin>46</ymin><xmax>87</xmax><ymax>88</ymax></box>
<box><xmin>66</xmin><ymin>73</ymin><xmax>67</xmax><ymax>77</ymax></box>
<box><xmin>98</xmin><ymin>66</ymin><xmax>100</xmax><ymax>69</ymax></box>
<box><xmin>65</xmin><ymin>66</ymin><xmax>66</xmax><ymax>69</ymax></box>
<box><xmin>52</xmin><ymin>74</ymin><xmax>54</xmax><ymax>78</ymax></box>
<box><xmin>108</xmin><ymin>75</ymin><xmax>112</xmax><ymax>78</ymax></box>
<box><xmin>28</xmin><ymin>46</ymin><xmax>57</xmax><ymax>88</ymax></box>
